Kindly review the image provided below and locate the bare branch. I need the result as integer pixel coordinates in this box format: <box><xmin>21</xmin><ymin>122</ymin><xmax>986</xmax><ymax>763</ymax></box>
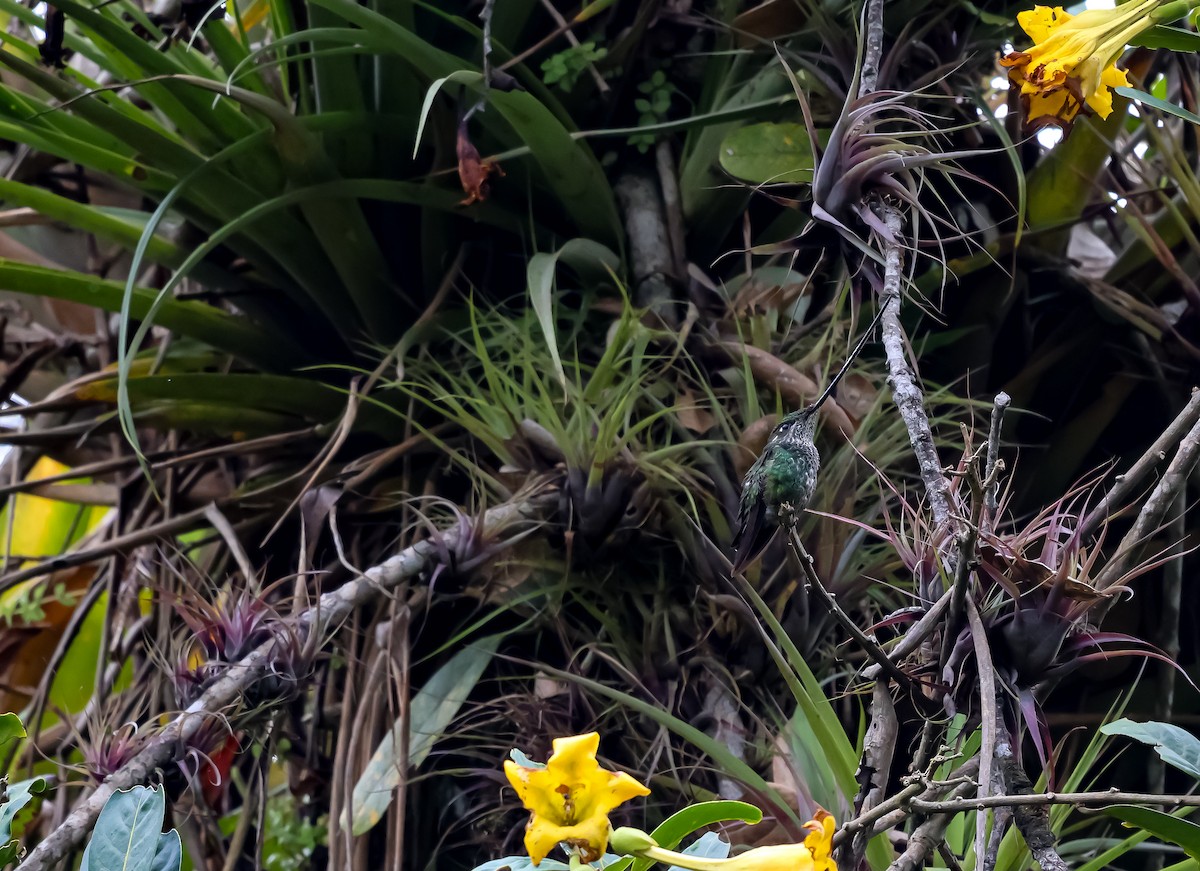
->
<box><xmin>858</xmin><ymin>0</ymin><xmax>885</xmax><ymax>97</ymax></box>
<box><xmin>790</xmin><ymin>531</ymin><xmax>912</xmax><ymax>686</ymax></box>
<box><xmin>911</xmin><ymin>790</ymin><xmax>1200</xmax><ymax>813</ymax></box>
<box><xmin>1080</xmin><ymin>387</ymin><xmax>1200</xmax><ymax>541</ymax></box>
<box><xmin>983</xmin><ymin>392</ymin><xmax>1010</xmax><ymax>529</ymax></box>
<box><xmin>1094</xmin><ymin>410</ymin><xmax>1200</xmax><ymax>595</ymax></box>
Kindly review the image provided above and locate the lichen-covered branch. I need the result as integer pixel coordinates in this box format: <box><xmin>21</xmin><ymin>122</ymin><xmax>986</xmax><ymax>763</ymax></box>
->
<box><xmin>877</xmin><ymin>205</ymin><xmax>953</xmax><ymax>528</ymax></box>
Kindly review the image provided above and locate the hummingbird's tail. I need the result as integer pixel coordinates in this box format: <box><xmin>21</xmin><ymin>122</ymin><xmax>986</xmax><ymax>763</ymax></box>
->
<box><xmin>731</xmin><ymin>503</ymin><xmax>775</xmax><ymax>575</ymax></box>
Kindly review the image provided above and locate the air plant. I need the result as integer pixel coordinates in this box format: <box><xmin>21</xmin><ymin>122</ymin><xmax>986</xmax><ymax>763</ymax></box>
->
<box><xmin>948</xmin><ymin>483</ymin><xmax>1192</xmax><ymax>769</ymax></box>
<box><xmin>175</xmin><ymin>588</ymin><xmax>278</xmax><ymax>665</ymax></box>
<box><xmin>775</xmin><ymin>48</ymin><xmax>1002</xmax><ymax>284</ymax></box>
<box><xmin>81</xmin><ymin>721</ymin><xmax>148</xmax><ymax>783</ymax></box>
<box><xmin>406</xmin><ymin>497</ymin><xmax>542</xmax><ymax>593</ymax></box>
<box><xmin>170</xmin><ymin>584</ymin><xmax>308</xmax><ymax>710</ymax></box>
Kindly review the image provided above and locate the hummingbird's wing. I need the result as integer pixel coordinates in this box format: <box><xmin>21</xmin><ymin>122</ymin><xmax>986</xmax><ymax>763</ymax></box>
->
<box><xmin>731</xmin><ymin>477</ymin><xmax>774</xmax><ymax>574</ymax></box>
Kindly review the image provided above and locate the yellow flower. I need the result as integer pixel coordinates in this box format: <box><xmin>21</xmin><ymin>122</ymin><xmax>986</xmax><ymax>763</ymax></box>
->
<box><xmin>504</xmin><ymin>732</ymin><xmax>651</xmax><ymax>865</ymax></box>
<box><xmin>1000</xmin><ymin>1</ymin><xmax>1162</xmax><ymax>129</ymax></box>
<box><xmin>610</xmin><ymin>811</ymin><xmax>837</xmax><ymax>871</ymax></box>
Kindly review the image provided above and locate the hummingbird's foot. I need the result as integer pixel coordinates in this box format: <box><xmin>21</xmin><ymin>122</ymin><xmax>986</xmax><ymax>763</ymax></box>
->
<box><xmin>778</xmin><ymin>501</ymin><xmax>797</xmax><ymax>529</ymax></box>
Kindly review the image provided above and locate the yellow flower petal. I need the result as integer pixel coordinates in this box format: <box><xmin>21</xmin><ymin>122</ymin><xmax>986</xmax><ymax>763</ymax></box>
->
<box><xmin>1087</xmin><ymin>64</ymin><xmax>1131</xmax><ymax>118</ymax></box>
<box><xmin>1017</xmin><ymin>5</ymin><xmax>1070</xmax><ymax>43</ymax></box>
<box><xmin>504</xmin><ymin>732</ymin><xmax>651</xmax><ymax>865</ymax></box>
<box><xmin>1002</xmin><ymin>1</ymin><xmax>1156</xmax><ymax>130</ymax></box>
<box><xmin>803</xmin><ymin>811</ymin><xmax>837</xmax><ymax>871</ymax></box>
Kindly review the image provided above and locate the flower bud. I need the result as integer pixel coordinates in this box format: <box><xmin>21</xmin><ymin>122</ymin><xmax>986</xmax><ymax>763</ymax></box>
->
<box><xmin>609</xmin><ymin>827</ymin><xmax>659</xmax><ymax>855</ymax></box>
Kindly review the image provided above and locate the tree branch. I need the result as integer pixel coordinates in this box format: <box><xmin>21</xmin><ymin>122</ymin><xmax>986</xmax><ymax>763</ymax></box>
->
<box><xmin>16</xmin><ymin>498</ymin><xmax>545</xmax><ymax>871</ymax></box>
<box><xmin>910</xmin><ymin>790</ymin><xmax>1200</xmax><ymax>813</ymax></box>
<box><xmin>1094</xmin><ymin>409</ymin><xmax>1200</xmax><ymax>596</ymax></box>
<box><xmin>1080</xmin><ymin>387</ymin><xmax>1200</xmax><ymax>541</ymax></box>
<box><xmin>877</xmin><ymin>205</ymin><xmax>953</xmax><ymax>528</ymax></box>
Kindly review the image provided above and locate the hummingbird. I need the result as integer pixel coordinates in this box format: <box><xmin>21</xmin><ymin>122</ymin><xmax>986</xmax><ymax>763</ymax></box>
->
<box><xmin>732</xmin><ymin>311</ymin><xmax>883</xmax><ymax>574</ymax></box>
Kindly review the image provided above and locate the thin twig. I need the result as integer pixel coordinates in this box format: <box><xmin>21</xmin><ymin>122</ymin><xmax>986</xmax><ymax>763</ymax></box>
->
<box><xmin>1080</xmin><ymin>387</ymin><xmax>1200</xmax><ymax>541</ymax></box>
<box><xmin>15</xmin><ymin>497</ymin><xmax>546</xmax><ymax>871</ymax></box>
<box><xmin>911</xmin><ymin>790</ymin><xmax>1200</xmax><ymax>813</ymax></box>
<box><xmin>789</xmin><ymin>531</ymin><xmax>912</xmax><ymax>687</ymax></box>
<box><xmin>983</xmin><ymin>392</ymin><xmax>1010</xmax><ymax>530</ymax></box>
<box><xmin>835</xmin><ymin>780</ymin><xmax>926</xmax><ymax>847</ymax></box>
<box><xmin>537</xmin><ymin>0</ymin><xmax>608</xmax><ymax>93</ymax></box>
<box><xmin>887</xmin><ymin>783</ymin><xmax>974</xmax><ymax>871</ymax></box>
<box><xmin>1004</xmin><ymin>758</ymin><xmax>1069</xmax><ymax>871</ymax></box>
<box><xmin>863</xmin><ymin>588</ymin><xmax>952</xmax><ymax>680</ymax></box>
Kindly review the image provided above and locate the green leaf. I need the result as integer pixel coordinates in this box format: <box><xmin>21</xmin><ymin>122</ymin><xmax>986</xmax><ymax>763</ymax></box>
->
<box><xmin>348</xmin><ymin>636</ymin><xmax>501</xmax><ymax>835</ymax></box>
<box><xmin>1026</xmin><ymin>92</ymin><xmax>1130</xmax><ymax>241</ymax></box>
<box><xmin>1104</xmin><ymin>806</ymin><xmax>1200</xmax><ymax>859</ymax></box>
<box><xmin>81</xmin><ymin>786</ymin><xmax>169</xmax><ymax>871</ymax></box>
<box><xmin>1101</xmin><ymin>719</ymin><xmax>1200</xmax><ymax>779</ymax></box>
<box><xmin>628</xmin><ymin>801</ymin><xmax>762</xmax><ymax>871</ymax></box>
<box><xmin>1114</xmin><ymin>86</ymin><xmax>1200</xmax><ymax>126</ymax></box>
<box><xmin>1130</xmin><ymin>24</ymin><xmax>1200</xmax><ymax>51</ymax></box>
<box><xmin>0</xmin><ymin>775</ymin><xmax>47</xmax><ymax>867</ymax></box>
<box><xmin>308</xmin><ymin>0</ymin><xmax>621</xmax><ymax>246</ymax></box>
<box><xmin>0</xmin><ymin>712</ymin><xmax>24</xmax><ymax>751</ymax></box>
<box><xmin>0</xmin><ymin>262</ymin><xmax>307</xmax><ymax>370</ymax></box>
<box><xmin>719</xmin><ymin>122</ymin><xmax>815</xmax><ymax>185</ymax></box>
<box><xmin>527</xmin><ymin>239</ymin><xmax>620</xmax><ymax>386</ymax></box>
<box><xmin>0</xmin><ymin>777</ymin><xmax>47</xmax><ymax>841</ymax></box>
<box><xmin>149</xmin><ymin>831</ymin><xmax>183</xmax><ymax>871</ymax></box>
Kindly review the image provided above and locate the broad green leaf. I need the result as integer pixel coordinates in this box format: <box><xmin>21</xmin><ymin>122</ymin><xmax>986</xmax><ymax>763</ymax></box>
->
<box><xmin>718</xmin><ymin>122</ymin><xmax>815</xmax><ymax>184</ymax></box>
<box><xmin>0</xmin><ymin>457</ymin><xmax>108</xmax><ymax>562</ymax></box>
<box><xmin>0</xmin><ymin>712</ymin><xmax>24</xmax><ymax>750</ymax></box>
<box><xmin>149</xmin><ymin>830</ymin><xmax>183</xmax><ymax>871</ymax></box>
<box><xmin>0</xmin><ymin>262</ymin><xmax>308</xmax><ymax>369</ymax></box>
<box><xmin>1026</xmin><ymin>93</ymin><xmax>1130</xmax><ymax>241</ymax></box>
<box><xmin>1130</xmin><ymin>25</ymin><xmax>1200</xmax><ymax>52</ymax></box>
<box><xmin>527</xmin><ymin>239</ymin><xmax>620</xmax><ymax>386</ymax></box>
<box><xmin>0</xmin><ymin>778</ymin><xmax>48</xmax><ymax>837</ymax></box>
<box><xmin>1101</xmin><ymin>719</ymin><xmax>1200</xmax><ymax>779</ymax></box>
<box><xmin>1104</xmin><ymin>806</ymin><xmax>1200</xmax><ymax>859</ymax></box>
<box><xmin>309</xmin><ymin>0</ymin><xmax>621</xmax><ymax>245</ymax></box>
<box><xmin>81</xmin><ymin>786</ymin><xmax>168</xmax><ymax>871</ymax></box>
<box><xmin>348</xmin><ymin>636</ymin><xmax>501</xmax><ymax>835</ymax></box>
<box><xmin>1114</xmin><ymin>86</ymin><xmax>1200</xmax><ymax>126</ymax></box>
<box><xmin>0</xmin><ymin>776</ymin><xmax>47</xmax><ymax>867</ymax></box>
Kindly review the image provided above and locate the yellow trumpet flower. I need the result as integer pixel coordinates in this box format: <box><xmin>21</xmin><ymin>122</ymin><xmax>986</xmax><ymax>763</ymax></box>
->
<box><xmin>503</xmin><ymin>732</ymin><xmax>651</xmax><ymax>865</ymax></box>
<box><xmin>611</xmin><ymin>811</ymin><xmax>837</xmax><ymax>871</ymax></box>
<box><xmin>1000</xmin><ymin>1</ymin><xmax>1166</xmax><ymax>129</ymax></box>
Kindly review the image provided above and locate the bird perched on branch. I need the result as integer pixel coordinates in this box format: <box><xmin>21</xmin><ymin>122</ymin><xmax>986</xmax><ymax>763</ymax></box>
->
<box><xmin>732</xmin><ymin>309</ymin><xmax>883</xmax><ymax>573</ymax></box>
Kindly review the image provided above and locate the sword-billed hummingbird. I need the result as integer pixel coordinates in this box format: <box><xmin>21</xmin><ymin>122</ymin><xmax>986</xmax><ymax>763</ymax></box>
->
<box><xmin>732</xmin><ymin>310</ymin><xmax>883</xmax><ymax>573</ymax></box>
